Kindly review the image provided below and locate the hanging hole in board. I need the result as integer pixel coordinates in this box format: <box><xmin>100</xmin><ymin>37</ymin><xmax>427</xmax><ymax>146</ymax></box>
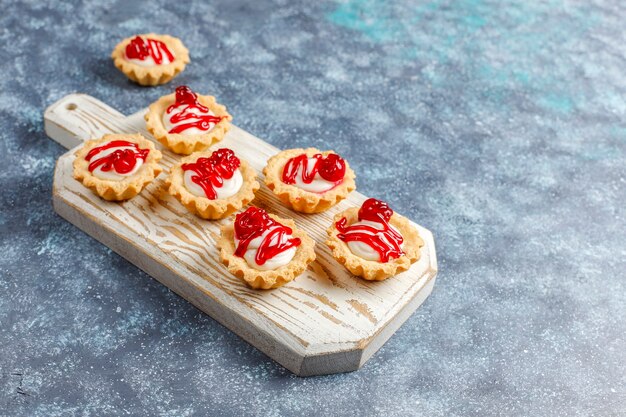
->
<box><xmin>65</xmin><ymin>103</ymin><xmax>77</xmax><ymax>111</ymax></box>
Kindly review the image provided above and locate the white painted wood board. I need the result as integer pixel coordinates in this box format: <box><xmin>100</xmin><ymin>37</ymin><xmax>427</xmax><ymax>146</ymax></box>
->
<box><xmin>44</xmin><ymin>93</ymin><xmax>438</xmax><ymax>376</ymax></box>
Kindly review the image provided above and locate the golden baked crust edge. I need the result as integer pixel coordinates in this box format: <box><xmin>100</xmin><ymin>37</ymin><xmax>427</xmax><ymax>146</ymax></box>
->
<box><xmin>326</xmin><ymin>207</ymin><xmax>424</xmax><ymax>280</ymax></box>
<box><xmin>111</xmin><ymin>33</ymin><xmax>190</xmax><ymax>86</ymax></box>
<box><xmin>218</xmin><ymin>214</ymin><xmax>316</xmax><ymax>289</ymax></box>
<box><xmin>166</xmin><ymin>153</ymin><xmax>259</xmax><ymax>220</ymax></box>
<box><xmin>145</xmin><ymin>92</ymin><xmax>232</xmax><ymax>155</ymax></box>
<box><xmin>72</xmin><ymin>133</ymin><xmax>163</xmax><ymax>201</ymax></box>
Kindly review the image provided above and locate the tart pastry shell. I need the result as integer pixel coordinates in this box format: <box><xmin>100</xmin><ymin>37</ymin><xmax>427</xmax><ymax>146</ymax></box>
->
<box><xmin>263</xmin><ymin>148</ymin><xmax>356</xmax><ymax>213</ymax></box>
<box><xmin>218</xmin><ymin>214</ymin><xmax>316</xmax><ymax>289</ymax></box>
<box><xmin>326</xmin><ymin>207</ymin><xmax>424</xmax><ymax>281</ymax></box>
<box><xmin>166</xmin><ymin>152</ymin><xmax>260</xmax><ymax>220</ymax></box>
<box><xmin>72</xmin><ymin>134</ymin><xmax>163</xmax><ymax>201</ymax></box>
<box><xmin>111</xmin><ymin>34</ymin><xmax>190</xmax><ymax>86</ymax></box>
<box><xmin>145</xmin><ymin>93</ymin><xmax>232</xmax><ymax>155</ymax></box>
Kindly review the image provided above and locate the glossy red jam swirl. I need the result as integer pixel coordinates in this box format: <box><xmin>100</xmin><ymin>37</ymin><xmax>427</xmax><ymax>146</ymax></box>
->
<box><xmin>181</xmin><ymin>148</ymin><xmax>240</xmax><ymax>200</ymax></box>
<box><xmin>165</xmin><ymin>86</ymin><xmax>225</xmax><ymax>134</ymax></box>
<box><xmin>86</xmin><ymin>140</ymin><xmax>149</xmax><ymax>175</ymax></box>
<box><xmin>282</xmin><ymin>153</ymin><xmax>346</xmax><ymax>188</ymax></box>
<box><xmin>336</xmin><ymin>198</ymin><xmax>404</xmax><ymax>263</ymax></box>
<box><xmin>125</xmin><ymin>36</ymin><xmax>174</xmax><ymax>65</ymax></box>
<box><xmin>234</xmin><ymin>207</ymin><xmax>301</xmax><ymax>266</ymax></box>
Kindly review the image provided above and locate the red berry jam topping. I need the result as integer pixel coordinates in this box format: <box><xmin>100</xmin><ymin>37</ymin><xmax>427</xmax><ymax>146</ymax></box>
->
<box><xmin>336</xmin><ymin>198</ymin><xmax>404</xmax><ymax>263</ymax></box>
<box><xmin>282</xmin><ymin>153</ymin><xmax>346</xmax><ymax>189</ymax></box>
<box><xmin>165</xmin><ymin>86</ymin><xmax>225</xmax><ymax>134</ymax></box>
<box><xmin>125</xmin><ymin>36</ymin><xmax>174</xmax><ymax>65</ymax></box>
<box><xmin>234</xmin><ymin>207</ymin><xmax>301</xmax><ymax>266</ymax></box>
<box><xmin>182</xmin><ymin>148</ymin><xmax>240</xmax><ymax>200</ymax></box>
<box><xmin>86</xmin><ymin>140</ymin><xmax>149</xmax><ymax>175</ymax></box>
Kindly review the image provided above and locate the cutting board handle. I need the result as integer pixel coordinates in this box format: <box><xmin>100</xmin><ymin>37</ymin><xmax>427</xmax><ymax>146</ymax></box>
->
<box><xmin>44</xmin><ymin>94</ymin><xmax>142</xmax><ymax>150</ymax></box>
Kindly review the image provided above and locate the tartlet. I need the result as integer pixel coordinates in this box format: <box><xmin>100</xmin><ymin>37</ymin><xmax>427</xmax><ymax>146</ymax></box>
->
<box><xmin>263</xmin><ymin>148</ymin><xmax>356</xmax><ymax>213</ymax></box>
<box><xmin>145</xmin><ymin>85</ymin><xmax>232</xmax><ymax>155</ymax></box>
<box><xmin>73</xmin><ymin>133</ymin><xmax>162</xmax><ymax>201</ymax></box>
<box><xmin>326</xmin><ymin>198</ymin><xmax>423</xmax><ymax>280</ymax></box>
<box><xmin>218</xmin><ymin>207</ymin><xmax>316</xmax><ymax>289</ymax></box>
<box><xmin>166</xmin><ymin>148</ymin><xmax>259</xmax><ymax>220</ymax></box>
<box><xmin>111</xmin><ymin>34</ymin><xmax>189</xmax><ymax>86</ymax></box>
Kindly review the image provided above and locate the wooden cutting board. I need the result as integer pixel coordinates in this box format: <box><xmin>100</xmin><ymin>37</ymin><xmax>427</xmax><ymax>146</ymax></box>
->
<box><xmin>44</xmin><ymin>94</ymin><xmax>438</xmax><ymax>376</ymax></box>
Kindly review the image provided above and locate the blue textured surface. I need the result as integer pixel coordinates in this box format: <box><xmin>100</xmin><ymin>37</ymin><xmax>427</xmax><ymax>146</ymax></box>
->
<box><xmin>1</xmin><ymin>0</ymin><xmax>625</xmax><ymax>415</ymax></box>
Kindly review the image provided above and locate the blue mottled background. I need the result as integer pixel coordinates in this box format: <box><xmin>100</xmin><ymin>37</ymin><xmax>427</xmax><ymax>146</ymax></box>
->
<box><xmin>1</xmin><ymin>0</ymin><xmax>625</xmax><ymax>415</ymax></box>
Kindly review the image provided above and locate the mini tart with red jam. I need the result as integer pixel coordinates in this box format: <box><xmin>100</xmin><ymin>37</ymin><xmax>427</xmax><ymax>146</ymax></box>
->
<box><xmin>263</xmin><ymin>148</ymin><xmax>356</xmax><ymax>213</ymax></box>
<box><xmin>73</xmin><ymin>133</ymin><xmax>162</xmax><ymax>201</ymax></box>
<box><xmin>218</xmin><ymin>207</ymin><xmax>316</xmax><ymax>289</ymax></box>
<box><xmin>326</xmin><ymin>198</ymin><xmax>424</xmax><ymax>281</ymax></box>
<box><xmin>166</xmin><ymin>148</ymin><xmax>259</xmax><ymax>220</ymax></box>
<box><xmin>145</xmin><ymin>85</ymin><xmax>232</xmax><ymax>155</ymax></box>
<box><xmin>111</xmin><ymin>34</ymin><xmax>189</xmax><ymax>86</ymax></box>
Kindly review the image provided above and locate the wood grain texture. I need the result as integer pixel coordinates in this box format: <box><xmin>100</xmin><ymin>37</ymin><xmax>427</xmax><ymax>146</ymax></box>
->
<box><xmin>45</xmin><ymin>94</ymin><xmax>438</xmax><ymax>376</ymax></box>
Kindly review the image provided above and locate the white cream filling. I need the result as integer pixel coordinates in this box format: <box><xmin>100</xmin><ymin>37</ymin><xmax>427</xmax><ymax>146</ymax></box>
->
<box><xmin>126</xmin><ymin>56</ymin><xmax>159</xmax><ymax>67</ymax></box>
<box><xmin>234</xmin><ymin>227</ymin><xmax>297</xmax><ymax>271</ymax></box>
<box><xmin>346</xmin><ymin>220</ymin><xmax>403</xmax><ymax>262</ymax></box>
<box><xmin>289</xmin><ymin>157</ymin><xmax>338</xmax><ymax>193</ymax></box>
<box><xmin>125</xmin><ymin>39</ymin><xmax>174</xmax><ymax>67</ymax></box>
<box><xmin>89</xmin><ymin>146</ymin><xmax>143</xmax><ymax>181</ymax></box>
<box><xmin>183</xmin><ymin>168</ymin><xmax>243</xmax><ymax>200</ymax></box>
<box><xmin>162</xmin><ymin>105</ymin><xmax>216</xmax><ymax>135</ymax></box>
